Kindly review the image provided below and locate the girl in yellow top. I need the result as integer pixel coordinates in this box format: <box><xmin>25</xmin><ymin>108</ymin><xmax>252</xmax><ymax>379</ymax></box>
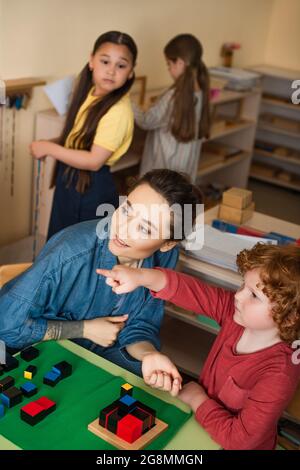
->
<box><xmin>30</xmin><ymin>31</ymin><xmax>137</xmax><ymax>239</ymax></box>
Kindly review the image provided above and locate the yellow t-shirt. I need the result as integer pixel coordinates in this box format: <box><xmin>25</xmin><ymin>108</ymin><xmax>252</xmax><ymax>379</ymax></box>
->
<box><xmin>65</xmin><ymin>88</ymin><xmax>134</xmax><ymax>166</ymax></box>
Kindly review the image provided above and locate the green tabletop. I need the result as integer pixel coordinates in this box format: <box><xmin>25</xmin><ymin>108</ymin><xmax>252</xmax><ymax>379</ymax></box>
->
<box><xmin>0</xmin><ymin>340</ymin><xmax>219</xmax><ymax>450</ymax></box>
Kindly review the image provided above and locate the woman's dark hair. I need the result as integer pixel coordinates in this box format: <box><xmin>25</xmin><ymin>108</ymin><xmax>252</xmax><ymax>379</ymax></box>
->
<box><xmin>132</xmin><ymin>169</ymin><xmax>203</xmax><ymax>240</ymax></box>
<box><xmin>53</xmin><ymin>31</ymin><xmax>137</xmax><ymax>193</ymax></box>
<box><xmin>164</xmin><ymin>34</ymin><xmax>210</xmax><ymax>142</ymax></box>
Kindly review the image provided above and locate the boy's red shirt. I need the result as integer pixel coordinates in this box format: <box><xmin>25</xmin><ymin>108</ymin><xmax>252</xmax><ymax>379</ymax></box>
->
<box><xmin>152</xmin><ymin>268</ymin><xmax>300</xmax><ymax>450</ymax></box>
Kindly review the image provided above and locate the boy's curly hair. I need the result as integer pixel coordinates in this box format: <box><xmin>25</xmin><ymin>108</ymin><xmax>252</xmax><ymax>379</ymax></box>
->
<box><xmin>236</xmin><ymin>243</ymin><xmax>300</xmax><ymax>344</ymax></box>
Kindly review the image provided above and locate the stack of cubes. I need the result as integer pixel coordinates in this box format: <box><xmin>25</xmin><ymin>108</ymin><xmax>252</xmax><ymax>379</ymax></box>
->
<box><xmin>219</xmin><ymin>187</ymin><xmax>254</xmax><ymax>225</ymax></box>
<box><xmin>99</xmin><ymin>383</ymin><xmax>156</xmax><ymax>444</ymax></box>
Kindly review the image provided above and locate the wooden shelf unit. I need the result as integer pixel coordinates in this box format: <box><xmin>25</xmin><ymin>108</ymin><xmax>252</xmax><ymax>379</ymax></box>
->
<box><xmin>248</xmin><ymin>65</ymin><xmax>300</xmax><ymax>191</ymax></box>
<box><xmin>4</xmin><ymin>77</ymin><xmax>46</xmax><ymax>98</ymax></box>
<box><xmin>197</xmin><ymin>87</ymin><xmax>261</xmax><ymax>189</ymax></box>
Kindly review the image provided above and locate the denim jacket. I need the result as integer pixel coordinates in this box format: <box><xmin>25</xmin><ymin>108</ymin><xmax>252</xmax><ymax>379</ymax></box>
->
<box><xmin>0</xmin><ymin>219</ymin><xmax>178</xmax><ymax>350</ymax></box>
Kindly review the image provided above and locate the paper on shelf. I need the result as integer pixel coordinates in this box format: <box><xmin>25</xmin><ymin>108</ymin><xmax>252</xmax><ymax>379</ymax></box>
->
<box><xmin>229</xmin><ymin>233</ymin><xmax>278</xmax><ymax>244</ymax></box>
<box><xmin>43</xmin><ymin>76</ymin><xmax>75</xmax><ymax>115</ymax></box>
<box><xmin>185</xmin><ymin>225</ymin><xmax>277</xmax><ymax>272</ymax></box>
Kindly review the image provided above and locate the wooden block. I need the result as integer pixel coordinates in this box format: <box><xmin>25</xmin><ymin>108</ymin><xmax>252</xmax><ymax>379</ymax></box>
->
<box><xmin>277</xmin><ymin>171</ymin><xmax>292</xmax><ymax>182</ymax></box>
<box><xmin>222</xmin><ymin>187</ymin><xmax>252</xmax><ymax>209</ymax></box>
<box><xmin>202</xmin><ymin>142</ymin><xmax>230</xmax><ymax>157</ymax></box>
<box><xmin>88</xmin><ymin>416</ymin><xmax>168</xmax><ymax>450</ymax></box>
<box><xmin>274</xmin><ymin>147</ymin><xmax>290</xmax><ymax>157</ymax></box>
<box><xmin>251</xmin><ymin>162</ymin><xmax>276</xmax><ymax>178</ymax></box>
<box><xmin>272</xmin><ymin>116</ymin><xmax>300</xmax><ymax>133</ymax></box>
<box><xmin>198</xmin><ymin>151</ymin><xmax>225</xmax><ymax>169</ymax></box>
<box><xmin>219</xmin><ymin>202</ymin><xmax>255</xmax><ymax>225</ymax></box>
<box><xmin>211</xmin><ymin>118</ymin><xmax>227</xmax><ymax>134</ymax></box>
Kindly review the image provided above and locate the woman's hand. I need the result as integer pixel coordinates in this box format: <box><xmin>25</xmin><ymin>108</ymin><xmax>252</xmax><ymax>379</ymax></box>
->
<box><xmin>83</xmin><ymin>315</ymin><xmax>128</xmax><ymax>347</ymax></box>
<box><xmin>29</xmin><ymin>140</ymin><xmax>54</xmax><ymax>160</ymax></box>
<box><xmin>97</xmin><ymin>265</ymin><xmax>142</xmax><ymax>294</ymax></box>
<box><xmin>177</xmin><ymin>381</ymin><xmax>208</xmax><ymax>412</ymax></box>
<box><xmin>142</xmin><ymin>352</ymin><xmax>182</xmax><ymax>397</ymax></box>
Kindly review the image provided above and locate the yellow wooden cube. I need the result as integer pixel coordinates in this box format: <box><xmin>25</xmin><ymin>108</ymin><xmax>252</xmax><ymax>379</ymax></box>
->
<box><xmin>121</xmin><ymin>382</ymin><xmax>133</xmax><ymax>397</ymax></box>
<box><xmin>24</xmin><ymin>371</ymin><xmax>33</xmax><ymax>380</ymax></box>
<box><xmin>218</xmin><ymin>202</ymin><xmax>255</xmax><ymax>225</ymax></box>
<box><xmin>222</xmin><ymin>187</ymin><xmax>252</xmax><ymax>210</ymax></box>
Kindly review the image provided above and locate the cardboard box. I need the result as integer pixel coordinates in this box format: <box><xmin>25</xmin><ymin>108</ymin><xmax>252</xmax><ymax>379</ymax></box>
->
<box><xmin>222</xmin><ymin>187</ymin><xmax>252</xmax><ymax>210</ymax></box>
<box><xmin>219</xmin><ymin>202</ymin><xmax>255</xmax><ymax>225</ymax></box>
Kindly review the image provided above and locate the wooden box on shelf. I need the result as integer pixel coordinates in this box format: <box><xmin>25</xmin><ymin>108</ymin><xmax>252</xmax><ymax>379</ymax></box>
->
<box><xmin>251</xmin><ymin>162</ymin><xmax>276</xmax><ymax>178</ymax></box>
<box><xmin>219</xmin><ymin>201</ymin><xmax>255</xmax><ymax>225</ymax></box>
<box><xmin>260</xmin><ymin>113</ymin><xmax>300</xmax><ymax>134</ymax></box>
<box><xmin>222</xmin><ymin>187</ymin><xmax>253</xmax><ymax>210</ymax></box>
<box><xmin>218</xmin><ymin>186</ymin><xmax>254</xmax><ymax>224</ymax></box>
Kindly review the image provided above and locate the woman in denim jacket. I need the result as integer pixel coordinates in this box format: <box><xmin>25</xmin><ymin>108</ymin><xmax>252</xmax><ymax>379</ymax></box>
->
<box><xmin>0</xmin><ymin>169</ymin><xmax>202</xmax><ymax>376</ymax></box>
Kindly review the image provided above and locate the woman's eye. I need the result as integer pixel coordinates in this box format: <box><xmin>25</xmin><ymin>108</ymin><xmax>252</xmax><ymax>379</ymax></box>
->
<box><xmin>118</xmin><ymin>64</ymin><xmax>126</xmax><ymax>69</ymax></box>
<box><xmin>140</xmin><ymin>225</ymin><xmax>150</xmax><ymax>235</ymax></box>
<box><xmin>251</xmin><ymin>292</ymin><xmax>257</xmax><ymax>298</ymax></box>
<box><xmin>101</xmin><ymin>60</ymin><xmax>109</xmax><ymax>65</ymax></box>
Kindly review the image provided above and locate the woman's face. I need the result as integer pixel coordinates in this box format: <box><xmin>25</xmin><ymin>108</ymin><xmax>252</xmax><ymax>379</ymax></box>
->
<box><xmin>109</xmin><ymin>184</ymin><xmax>177</xmax><ymax>261</ymax></box>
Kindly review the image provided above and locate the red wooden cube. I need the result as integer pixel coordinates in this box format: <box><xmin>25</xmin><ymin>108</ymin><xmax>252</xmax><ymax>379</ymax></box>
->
<box><xmin>116</xmin><ymin>414</ymin><xmax>143</xmax><ymax>443</ymax></box>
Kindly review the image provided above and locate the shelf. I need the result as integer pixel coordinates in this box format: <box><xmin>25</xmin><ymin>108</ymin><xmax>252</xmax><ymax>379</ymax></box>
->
<box><xmin>179</xmin><ymin>251</ymin><xmax>241</xmax><ymax>290</ymax></box>
<box><xmin>262</xmin><ymin>95</ymin><xmax>300</xmax><ymax>112</ymax></box>
<box><xmin>198</xmin><ymin>151</ymin><xmax>249</xmax><ymax>177</ymax></box>
<box><xmin>248</xmin><ymin>65</ymin><xmax>300</xmax><ymax>81</ymax></box>
<box><xmin>210</xmin><ymin>120</ymin><xmax>255</xmax><ymax>139</ymax></box>
<box><xmin>210</xmin><ymin>88</ymin><xmax>259</xmax><ymax>106</ymax></box>
<box><xmin>282</xmin><ymin>411</ymin><xmax>300</xmax><ymax>427</ymax></box>
<box><xmin>250</xmin><ymin>171</ymin><xmax>300</xmax><ymax>192</ymax></box>
<box><xmin>4</xmin><ymin>77</ymin><xmax>46</xmax><ymax>96</ymax></box>
<box><xmin>165</xmin><ymin>303</ymin><xmax>219</xmax><ymax>335</ymax></box>
<box><xmin>160</xmin><ymin>316</ymin><xmax>216</xmax><ymax>378</ymax></box>
<box><xmin>277</xmin><ymin>434</ymin><xmax>300</xmax><ymax>450</ymax></box>
<box><xmin>250</xmin><ymin>66</ymin><xmax>300</xmax><ymax>193</ymax></box>
<box><xmin>254</xmin><ymin>148</ymin><xmax>300</xmax><ymax>167</ymax></box>
<box><xmin>259</xmin><ymin>112</ymin><xmax>300</xmax><ymax>133</ymax></box>
<box><xmin>258</xmin><ymin>122</ymin><xmax>300</xmax><ymax>139</ymax></box>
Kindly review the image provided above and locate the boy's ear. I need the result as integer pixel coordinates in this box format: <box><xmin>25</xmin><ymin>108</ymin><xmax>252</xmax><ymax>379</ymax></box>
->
<box><xmin>159</xmin><ymin>240</ymin><xmax>178</xmax><ymax>253</ymax></box>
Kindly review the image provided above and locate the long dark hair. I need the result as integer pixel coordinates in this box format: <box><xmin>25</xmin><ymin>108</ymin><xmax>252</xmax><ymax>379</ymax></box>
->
<box><xmin>133</xmin><ymin>169</ymin><xmax>203</xmax><ymax>240</ymax></box>
<box><xmin>164</xmin><ymin>34</ymin><xmax>210</xmax><ymax>142</ymax></box>
<box><xmin>53</xmin><ymin>31</ymin><xmax>137</xmax><ymax>193</ymax></box>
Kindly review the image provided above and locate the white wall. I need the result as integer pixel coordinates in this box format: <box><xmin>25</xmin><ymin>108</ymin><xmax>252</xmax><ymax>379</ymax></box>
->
<box><xmin>1</xmin><ymin>0</ymin><xmax>274</xmax><ymax>83</ymax></box>
<box><xmin>0</xmin><ymin>0</ymin><xmax>297</xmax><ymax>246</ymax></box>
<box><xmin>265</xmin><ymin>0</ymin><xmax>300</xmax><ymax>70</ymax></box>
